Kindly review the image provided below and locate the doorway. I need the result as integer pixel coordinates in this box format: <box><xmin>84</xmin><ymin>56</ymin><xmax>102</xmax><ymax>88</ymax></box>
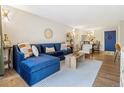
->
<box><xmin>104</xmin><ymin>31</ymin><xmax>116</xmax><ymax>51</ymax></box>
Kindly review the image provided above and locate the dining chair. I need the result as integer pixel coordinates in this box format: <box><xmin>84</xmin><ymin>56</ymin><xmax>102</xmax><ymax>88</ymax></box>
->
<box><xmin>114</xmin><ymin>43</ymin><xmax>121</xmax><ymax>63</ymax></box>
<box><xmin>81</xmin><ymin>44</ymin><xmax>93</xmax><ymax>58</ymax></box>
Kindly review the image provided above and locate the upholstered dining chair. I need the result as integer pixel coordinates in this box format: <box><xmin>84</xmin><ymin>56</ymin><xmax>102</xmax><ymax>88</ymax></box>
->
<box><xmin>81</xmin><ymin>44</ymin><xmax>93</xmax><ymax>58</ymax></box>
<box><xmin>93</xmin><ymin>40</ymin><xmax>100</xmax><ymax>52</ymax></box>
<box><xmin>114</xmin><ymin>43</ymin><xmax>121</xmax><ymax>63</ymax></box>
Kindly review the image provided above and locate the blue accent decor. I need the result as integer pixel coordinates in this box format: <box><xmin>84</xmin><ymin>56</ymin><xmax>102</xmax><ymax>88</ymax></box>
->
<box><xmin>13</xmin><ymin>43</ymin><xmax>72</xmax><ymax>86</ymax></box>
<box><xmin>105</xmin><ymin>31</ymin><xmax>116</xmax><ymax>51</ymax></box>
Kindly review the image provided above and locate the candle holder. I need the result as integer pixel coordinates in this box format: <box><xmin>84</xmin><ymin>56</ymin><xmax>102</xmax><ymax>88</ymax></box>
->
<box><xmin>3</xmin><ymin>34</ymin><xmax>11</xmax><ymax>47</ymax></box>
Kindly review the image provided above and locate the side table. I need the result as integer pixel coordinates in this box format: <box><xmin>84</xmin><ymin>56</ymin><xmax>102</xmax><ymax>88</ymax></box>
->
<box><xmin>3</xmin><ymin>46</ymin><xmax>12</xmax><ymax>69</ymax></box>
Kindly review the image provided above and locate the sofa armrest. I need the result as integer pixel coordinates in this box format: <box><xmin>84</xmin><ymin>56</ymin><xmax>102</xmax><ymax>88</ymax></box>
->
<box><xmin>56</xmin><ymin>51</ymin><xmax>64</xmax><ymax>56</ymax></box>
<box><xmin>16</xmin><ymin>50</ymin><xmax>25</xmax><ymax>62</ymax></box>
<box><xmin>13</xmin><ymin>45</ymin><xmax>25</xmax><ymax>73</ymax></box>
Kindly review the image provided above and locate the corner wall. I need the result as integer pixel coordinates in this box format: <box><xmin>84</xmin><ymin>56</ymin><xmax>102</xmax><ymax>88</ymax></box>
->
<box><xmin>118</xmin><ymin>21</ymin><xmax>124</xmax><ymax>47</ymax></box>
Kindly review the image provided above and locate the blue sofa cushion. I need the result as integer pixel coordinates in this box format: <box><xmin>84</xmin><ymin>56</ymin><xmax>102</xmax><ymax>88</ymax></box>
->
<box><xmin>54</xmin><ymin>43</ymin><xmax>61</xmax><ymax>51</ymax></box>
<box><xmin>21</xmin><ymin>54</ymin><xmax>60</xmax><ymax>73</ymax></box>
<box><xmin>55</xmin><ymin>51</ymin><xmax>64</xmax><ymax>56</ymax></box>
<box><xmin>46</xmin><ymin>51</ymin><xmax>64</xmax><ymax>57</ymax></box>
<box><xmin>40</xmin><ymin>44</ymin><xmax>55</xmax><ymax>53</ymax></box>
<box><xmin>46</xmin><ymin>52</ymin><xmax>56</xmax><ymax>56</ymax></box>
<box><xmin>61</xmin><ymin>48</ymin><xmax>72</xmax><ymax>55</ymax></box>
<box><xmin>46</xmin><ymin>51</ymin><xmax>65</xmax><ymax>60</ymax></box>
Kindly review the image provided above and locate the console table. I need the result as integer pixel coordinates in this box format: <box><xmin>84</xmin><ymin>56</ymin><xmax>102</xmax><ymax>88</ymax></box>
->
<box><xmin>3</xmin><ymin>46</ymin><xmax>12</xmax><ymax>69</ymax></box>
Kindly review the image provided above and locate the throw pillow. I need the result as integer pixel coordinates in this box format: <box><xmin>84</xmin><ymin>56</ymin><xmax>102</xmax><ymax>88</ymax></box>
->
<box><xmin>32</xmin><ymin>45</ymin><xmax>39</xmax><ymax>57</ymax></box>
<box><xmin>46</xmin><ymin>47</ymin><xmax>55</xmax><ymax>53</ymax></box>
<box><xmin>18</xmin><ymin>43</ymin><xmax>33</xmax><ymax>58</ymax></box>
<box><xmin>61</xmin><ymin>43</ymin><xmax>67</xmax><ymax>50</ymax></box>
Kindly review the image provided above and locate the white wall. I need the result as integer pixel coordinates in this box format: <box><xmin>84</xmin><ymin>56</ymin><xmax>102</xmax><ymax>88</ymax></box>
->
<box><xmin>118</xmin><ymin>21</ymin><xmax>124</xmax><ymax>47</ymax></box>
<box><xmin>119</xmin><ymin>21</ymin><xmax>124</xmax><ymax>86</ymax></box>
<box><xmin>2</xmin><ymin>6</ymin><xmax>72</xmax><ymax>45</ymax></box>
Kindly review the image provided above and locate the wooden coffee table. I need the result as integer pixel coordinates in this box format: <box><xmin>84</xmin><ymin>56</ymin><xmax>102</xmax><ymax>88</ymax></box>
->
<box><xmin>65</xmin><ymin>51</ymin><xmax>85</xmax><ymax>69</ymax></box>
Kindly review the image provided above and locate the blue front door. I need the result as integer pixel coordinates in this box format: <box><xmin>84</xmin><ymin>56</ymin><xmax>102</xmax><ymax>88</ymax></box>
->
<box><xmin>105</xmin><ymin>31</ymin><xmax>116</xmax><ymax>51</ymax></box>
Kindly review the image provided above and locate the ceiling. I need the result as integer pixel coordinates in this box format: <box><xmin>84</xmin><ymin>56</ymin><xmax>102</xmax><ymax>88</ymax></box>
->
<box><xmin>11</xmin><ymin>5</ymin><xmax>124</xmax><ymax>30</ymax></box>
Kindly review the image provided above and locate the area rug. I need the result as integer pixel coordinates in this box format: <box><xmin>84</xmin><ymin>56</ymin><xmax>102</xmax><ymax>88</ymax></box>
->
<box><xmin>32</xmin><ymin>60</ymin><xmax>102</xmax><ymax>87</ymax></box>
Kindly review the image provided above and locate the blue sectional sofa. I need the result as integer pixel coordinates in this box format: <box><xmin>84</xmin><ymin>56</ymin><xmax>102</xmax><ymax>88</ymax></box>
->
<box><xmin>13</xmin><ymin>43</ymin><xmax>72</xmax><ymax>86</ymax></box>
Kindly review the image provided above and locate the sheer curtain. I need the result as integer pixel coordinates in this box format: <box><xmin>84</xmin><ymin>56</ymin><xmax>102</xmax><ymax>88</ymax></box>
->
<box><xmin>0</xmin><ymin>6</ymin><xmax>4</xmax><ymax>76</ymax></box>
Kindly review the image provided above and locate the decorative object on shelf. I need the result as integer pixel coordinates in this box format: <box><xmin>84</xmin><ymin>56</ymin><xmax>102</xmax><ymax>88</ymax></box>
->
<box><xmin>66</xmin><ymin>32</ymin><xmax>74</xmax><ymax>52</ymax></box>
<box><xmin>86</xmin><ymin>31</ymin><xmax>95</xmax><ymax>42</ymax></box>
<box><xmin>66</xmin><ymin>29</ymin><xmax>81</xmax><ymax>53</ymax></box>
<box><xmin>3</xmin><ymin>34</ymin><xmax>11</xmax><ymax>47</ymax></box>
<box><xmin>44</xmin><ymin>28</ymin><xmax>53</xmax><ymax>39</ymax></box>
<box><xmin>66</xmin><ymin>32</ymin><xmax>74</xmax><ymax>47</ymax></box>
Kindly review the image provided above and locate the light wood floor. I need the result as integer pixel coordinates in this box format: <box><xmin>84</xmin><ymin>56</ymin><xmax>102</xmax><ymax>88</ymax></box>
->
<box><xmin>93</xmin><ymin>52</ymin><xmax>120</xmax><ymax>87</ymax></box>
<box><xmin>0</xmin><ymin>52</ymin><xmax>120</xmax><ymax>87</ymax></box>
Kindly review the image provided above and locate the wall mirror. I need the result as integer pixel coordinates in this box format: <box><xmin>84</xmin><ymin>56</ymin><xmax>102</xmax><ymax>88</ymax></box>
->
<box><xmin>44</xmin><ymin>28</ymin><xmax>53</xmax><ymax>39</ymax></box>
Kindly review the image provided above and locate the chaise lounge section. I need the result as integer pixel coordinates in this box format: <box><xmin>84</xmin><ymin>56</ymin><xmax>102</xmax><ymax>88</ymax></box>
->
<box><xmin>20</xmin><ymin>54</ymin><xmax>60</xmax><ymax>86</ymax></box>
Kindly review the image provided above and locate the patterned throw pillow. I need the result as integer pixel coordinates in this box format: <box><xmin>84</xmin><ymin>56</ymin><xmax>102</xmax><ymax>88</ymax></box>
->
<box><xmin>32</xmin><ymin>45</ymin><xmax>39</xmax><ymax>57</ymax></box>
<box><xmin>46</xmin><ymin>47</ymin><xmax>55</xmax><ymax>53</ymax></box>
<box><xmin>18</xmin><ymin>43</ymin><xmax>33</xmax><ymax>58</ymax></box>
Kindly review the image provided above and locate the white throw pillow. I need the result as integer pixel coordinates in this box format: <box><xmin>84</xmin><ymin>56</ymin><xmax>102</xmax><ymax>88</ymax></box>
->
<box><xmin>61</xmin><ymin>43</ymin><xmax>67</xmax><ymax>50</ymax></box>
<box><xmin>46</xmin><ymin>47</ymin><xmax>55</xmax><ymax>53</ymax></box>
<box><xmin>18</xmin><ymin>43</ymin><xmax>33</xmax><ymax>58</ymax></box>
<box><xmin>32</xmin><ymin>45</ymin><xmax>39</xmax><ymax>57</ymax></box>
